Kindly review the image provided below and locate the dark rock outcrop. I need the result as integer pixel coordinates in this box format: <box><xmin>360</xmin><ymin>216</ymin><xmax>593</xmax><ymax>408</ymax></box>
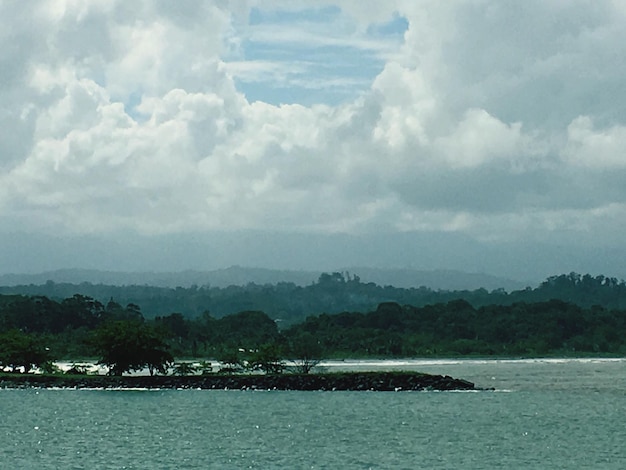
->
<box><xmin>0</xmin><ymin>371</ymin><xmax>479</xmax><ymax>391</ymax></box>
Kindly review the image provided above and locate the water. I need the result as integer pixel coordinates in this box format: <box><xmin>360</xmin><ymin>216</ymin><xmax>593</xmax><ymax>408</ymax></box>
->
<box><xmin>1</xmin><ymin>359</ymin><xmax>625</xmax><ymax>469</ymax></box>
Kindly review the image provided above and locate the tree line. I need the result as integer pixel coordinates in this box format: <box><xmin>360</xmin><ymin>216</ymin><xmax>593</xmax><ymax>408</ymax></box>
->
<box><xmin>0</xmin><ymin>294</ymin><xmax>316</xmax><ymax>375</ymax></box>
<box><xmin>2</xmin><ymin>272</ymin><xmax>626</xmax><ymax>326</ymax></box>
<box><xmin>1</xmin><ymin>277</ymin><xmax>626</xmax><ymax>375</ymax></box>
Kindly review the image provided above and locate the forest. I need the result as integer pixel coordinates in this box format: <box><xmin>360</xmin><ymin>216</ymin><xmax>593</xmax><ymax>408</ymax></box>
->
<box><xmin>2</xmin><ymin>271</ymin><xmax>626</xmax><ymax>325</ymax></box>
<box><xmin>1</xmin><ymin>272</ymin><xmax>625</xmax><ymax>375</ymax></box>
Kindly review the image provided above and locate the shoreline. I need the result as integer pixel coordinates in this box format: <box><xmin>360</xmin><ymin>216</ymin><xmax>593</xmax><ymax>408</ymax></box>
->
<box><xmin>0</xmin><ymin>371</ymin><xmax>480</xmax><ymax>391</ymax></box>
<box><xmin>320</xmin><ymin>356</ymin><xmax>626</xmax><ymax>366</ymax></box>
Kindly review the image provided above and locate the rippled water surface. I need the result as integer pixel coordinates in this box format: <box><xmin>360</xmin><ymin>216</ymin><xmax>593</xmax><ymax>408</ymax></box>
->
<box><xmin>1</xmin><ymin>358</ymin><xmax>625</xmax><ymax>469</ymax></box>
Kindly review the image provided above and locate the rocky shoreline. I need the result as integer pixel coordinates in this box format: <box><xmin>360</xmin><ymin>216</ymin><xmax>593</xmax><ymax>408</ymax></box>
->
<box><xmin>0</xmin><ymin>371</ymin><xmax>482</xmax><ymax>391</ymax></box>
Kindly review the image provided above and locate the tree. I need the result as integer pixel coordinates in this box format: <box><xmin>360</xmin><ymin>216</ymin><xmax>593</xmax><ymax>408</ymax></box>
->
<box><xmin>197</xmin><ymin>360</ymin><xmax>213</xmax><ymax>375</ymax></box>
<box><xmin>59</xmin><ymin>294</ymin><xmax>104</xmax><ymax>330</ymax></box>
<box><xmin>155</xmin><ymin>313</ymin><xmax>189</xmax><ymax>341</ymax></box>
<box><xmin>248</xmin><ymin>343</ymin><xmax>285</xmax><ymax>374</ymax></box>
<box><xmin>90</xmin><ymin>320</ymin><xmax>173</xmax><ymax>376</ymax></box>
<box><xmin>214</xmin><ymin>310</ymin><xmax>281</xmax><ymax>349</ymax></box>
<box><xmin>0</xmin><ymin>330</ymin><xmax>53</xmax><ymax>373</ymax></box>
<box><xmin>215</xmin><ymin>348</ymin><xmax>245</xmax><ymax>373</ymax></box>
<box><xmin>288</xmin><ymin>332</ymin><xmax>323</xmax><ymax>374</ymax></box>
<box><xmin>154</xmin><ymin>313</ymin><xmax>190</xmax><ymax>355</ymax></box>
<box><xmin>172</xmin><ymin>362</ymin><xmax>197</xmax><ymax>376</ymax></box>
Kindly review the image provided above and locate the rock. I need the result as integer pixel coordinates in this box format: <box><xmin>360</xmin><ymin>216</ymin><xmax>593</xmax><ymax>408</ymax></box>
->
<box><xmin>0</xmin><ymin>371</ymin><xmax>478</xmax><ymax>391</ymax></box>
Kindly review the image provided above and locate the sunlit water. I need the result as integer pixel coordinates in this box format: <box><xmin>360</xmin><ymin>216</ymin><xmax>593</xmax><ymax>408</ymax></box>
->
<box><xmin>1</xmin><ymin>358</ymin><xmax>625</xmax><ymax>469</ymax></box>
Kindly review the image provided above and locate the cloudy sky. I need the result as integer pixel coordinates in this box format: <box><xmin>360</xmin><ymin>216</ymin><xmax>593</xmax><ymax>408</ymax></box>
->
<box><xmin>1</xmin><ymin>0</ymin><xmax>625</xmax><ymax>282</ymax></box>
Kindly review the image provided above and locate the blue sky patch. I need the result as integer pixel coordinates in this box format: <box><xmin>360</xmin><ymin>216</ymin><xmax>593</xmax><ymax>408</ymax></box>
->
<box><xmin>230</xmin><ymin>6</ymin><xmax>408</xmax><ymax>106</ymax></box>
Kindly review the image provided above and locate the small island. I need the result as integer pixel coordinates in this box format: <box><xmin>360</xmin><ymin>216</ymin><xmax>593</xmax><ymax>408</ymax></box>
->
<box><xmin>0</xmin><ymin>370</ymin><xmax>478</xmax><ymax>391</ymax></box>
<box><xmin>0</xmin><ymin>305</ymin><xmax>483</xmax><ymax>391</ymax></box>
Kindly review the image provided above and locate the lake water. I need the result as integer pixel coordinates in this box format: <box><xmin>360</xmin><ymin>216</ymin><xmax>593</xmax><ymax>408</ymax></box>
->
<box><xmin>1</xmin><ymin>358</ymin><xmax>625</xmax><ymax>469</ymax></box>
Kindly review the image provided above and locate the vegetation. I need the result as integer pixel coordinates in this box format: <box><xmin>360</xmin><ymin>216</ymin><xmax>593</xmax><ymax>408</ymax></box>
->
<box><xmin>3</xmin><ymin>272</ymin><xmax>626</xmax><ymax>326</ymax></box>
<box><xmin>1</xmin><ymin>272</ymin><xmax>626</xmax><ymax>376</ymax></box>
<box><xmin>0</xmin><ymin>329</ymin><xmax>52</xmax><ymax>373</ymax></box>
<box><xmin>287</xmin><ymin>332</ymin><xmax>323</xmax><ymax>373</ymax></box>
<box><xmin>283</xmin><ymin>299</ymin><xmax>626</xmax><ymax>357</ymax></box>
<box><xmin>90</xmin><ymin>320</ymin><xmax>173</xmax><ymax>376</ymax></box>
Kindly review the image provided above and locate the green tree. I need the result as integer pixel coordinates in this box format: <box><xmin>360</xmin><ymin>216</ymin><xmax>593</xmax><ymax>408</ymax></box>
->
<box><xmin>248</xmin><ymin>343</ymin><xmax>285</xmax><ymax>374</ymax></box>
<box><xmin>197</xmin><ymin>360</ymin><xmax>213</xmax><ymax>375</ymax></box>
<box><xmin>90</xmin><ymin>320</ymin><xmax>173</xmax><ymax>376</ymax></box>
<box><xmin>215</xmin><ymin>348</ymin><xmax>245</xmax><ymax>373</ymax></box>
<box><xmin>172</xmin><ymin>362</ymin><xmax>197</xmax><ymax>376</ymax></box>
<box><xmin>214</xmin><ymin>310</ymin><xmax>281</xmax><ymax>349</ymax></box>
<box><xmin>0</xmin><ymin>330</ymin><xmax>53</xmax><ymax>373</ymax></box>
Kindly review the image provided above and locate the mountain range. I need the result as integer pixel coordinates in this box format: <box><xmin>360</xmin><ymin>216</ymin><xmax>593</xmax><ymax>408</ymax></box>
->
<box><xmin>0</xmin><ymin>266</ymin><xmax>528</xmax><ymax>291</ymax></box>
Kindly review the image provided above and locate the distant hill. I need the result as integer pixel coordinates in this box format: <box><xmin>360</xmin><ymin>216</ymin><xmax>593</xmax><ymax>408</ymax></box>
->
<box><xmin>0</xmin><ymin>267</ymin><xmax>316</xmax><ymax>288</ymax></box>
<box><xmin>0</xmin><ymin>266</ymin><xmax>526</xmax><ymax>291</ymax></box>
<box><xmin>341</xmin><ymin>267</ymin><xmax>528</xmax><ymax>291</ymax></box>
<box><xmin>1</xmin><ymin>271</ymin><xmax>624</xmax><ymax>326</ymax></box>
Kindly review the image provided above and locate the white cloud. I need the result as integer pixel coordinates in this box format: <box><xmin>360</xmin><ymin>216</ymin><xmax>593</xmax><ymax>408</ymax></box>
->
<box><xmin>564</xmin><ymin>116</ymin><xmax>626</xmax><ymax>168</ymax></box>
<box><xmin>434</xmin><ymin>109</ymin><xmax>524</xmax><ymax>169</ymax></box>
<box><xmin>1</xmin><ymin>0</ymin><xmax>626</xmax><ymax>264</ymax></box>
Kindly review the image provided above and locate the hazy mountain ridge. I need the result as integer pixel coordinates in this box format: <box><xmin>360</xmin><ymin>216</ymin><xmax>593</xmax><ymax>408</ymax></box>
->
<box><xmin>341</xmin><ymin>267</ymin><xmax>528</xmax><ymax>291</ymax></box>
<box><xmin>0</xmin><ymin>267</ymin><xmax>317</xmax><ymax>289</ymax></box>
<box><xmin>0</xmin><ymin>266</ymin><xmax>527</xmax><ymax>291</ymax></box>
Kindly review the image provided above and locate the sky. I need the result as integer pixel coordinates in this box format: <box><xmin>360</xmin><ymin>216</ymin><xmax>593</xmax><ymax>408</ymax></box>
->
<box><xmin>1</xmin><ymin>0</ymin><xmax>626</xmax><ymax>282</ymax></box>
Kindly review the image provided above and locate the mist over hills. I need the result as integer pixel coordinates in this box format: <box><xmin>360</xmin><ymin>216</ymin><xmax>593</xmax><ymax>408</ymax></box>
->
<box><xmin>0</xmin><ymin>266</ymin><xmax>527</xmax><ymax>291</ymax></box>
<box><xmin>4</xmin><ymin>229</ymin><xmax>621</xmax><ymax>286</ymax></box>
